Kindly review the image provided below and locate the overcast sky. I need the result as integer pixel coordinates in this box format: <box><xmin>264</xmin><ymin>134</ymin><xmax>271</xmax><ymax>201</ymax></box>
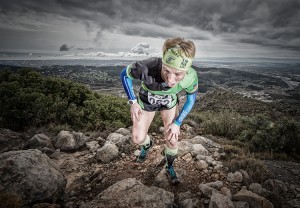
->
<box><xmin>0</xmin><ymin>0</ymin><xmax>299</xmax><ymax>59</ymax></box>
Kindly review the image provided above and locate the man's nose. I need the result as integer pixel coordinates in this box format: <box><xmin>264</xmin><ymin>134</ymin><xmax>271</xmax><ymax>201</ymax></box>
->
<box><xmin>167</xmin><ymin>74</ymin><xmax>175</xmax><ymax>83</ymax></box>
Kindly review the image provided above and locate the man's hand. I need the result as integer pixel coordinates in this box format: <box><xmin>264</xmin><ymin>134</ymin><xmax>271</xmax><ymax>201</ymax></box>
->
<box><xmin>166</xmin><ymin>123</ymin><xmax>180</xmax><ymax>145</ymax></box>
<box><xmin>130</xmin><ymin>103</ymin><xmax>143</xmax><ymax>123</ymax></box>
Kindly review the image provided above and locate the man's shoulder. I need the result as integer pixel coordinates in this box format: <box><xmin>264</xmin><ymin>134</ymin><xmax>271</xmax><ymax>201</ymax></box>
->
<box><xmin>136</xmin><ymin>57</ymin><xmax>162</xmax><ymax>67</ymax></box>
<box><xmin>183</xmin><ymin>67</ymin><xmax>198</xmax><ymax>81</ymax></box>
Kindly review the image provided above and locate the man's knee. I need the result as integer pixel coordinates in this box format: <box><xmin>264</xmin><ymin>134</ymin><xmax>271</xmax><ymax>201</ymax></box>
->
<box><xmin>131</xmin><ymin>131</ymin><xmax>146</xmax><ymax>145</ymax></box>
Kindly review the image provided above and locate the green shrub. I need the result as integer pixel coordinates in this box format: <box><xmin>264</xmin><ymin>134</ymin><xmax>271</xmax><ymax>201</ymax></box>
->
<box><xmin>225</xmin><ymin>155</ymin><xmax>270</xmax><ymax>183</ymax></box>
<box><xmin>239</xmin><ymin>115</ymin><xmax>300</xmax><ymax>156</ymax></box>
<box><xmin>0</xmin><ymin>69</ymin><xmax>131</xmax><ymax>132</ymax></box>
<box><xmin>200</xmin><ymin>110</ymin><xmax>243</xmax><ymax>139</ymax></box>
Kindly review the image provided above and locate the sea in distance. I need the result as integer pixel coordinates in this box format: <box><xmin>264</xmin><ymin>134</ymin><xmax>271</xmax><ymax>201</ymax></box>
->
<box><xmin>0</xmin><ymin>51</ymin><xmax>299</xmax><ymax>72</ymax></box>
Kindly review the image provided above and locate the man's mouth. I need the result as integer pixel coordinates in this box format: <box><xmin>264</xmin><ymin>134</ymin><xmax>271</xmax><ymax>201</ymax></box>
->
<box><xmin>168</xmin><ymin>82</ymin><xmax>175</xmax><ymax>87</ymax></box>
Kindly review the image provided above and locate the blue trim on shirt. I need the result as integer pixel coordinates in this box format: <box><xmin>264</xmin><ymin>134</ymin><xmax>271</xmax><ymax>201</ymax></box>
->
<box><xmin>120</xmin><ymin>67</ymin><xmax>136</xmax><ymax>100</ymax></box>
<box><xmin>174</xmin><ymin>93</ymin><xmax>197</xmax><ymax>126</ymax></box>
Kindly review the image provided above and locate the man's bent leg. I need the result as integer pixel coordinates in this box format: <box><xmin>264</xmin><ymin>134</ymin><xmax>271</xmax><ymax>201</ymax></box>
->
<box><xmin>131</xmin><ymin>110</ymin><xmax>155</xmax><ymax>162</ymax></box>
<box><xmin>161</xmin><ymin>106</ymin><xmax>180</xmax><ymax>184</ymax></box>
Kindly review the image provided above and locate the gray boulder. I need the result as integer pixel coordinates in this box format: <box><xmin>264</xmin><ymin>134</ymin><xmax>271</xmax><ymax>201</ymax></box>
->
<box><xmin>0</xmin><ymin>149</ymin><xmax>66</xmax><ymax>206</ymax></box>
<box><xmin>199</xmin><ymin>184</ymin><xmax>218</xmax><ymax>198</ymax></box>
<box><xmin>85</xmin><ymin>141</ymin><xmax>100</xmax><ymax>153</ymax></box>
<box><xmin>233</xmin><ymin>201</ymin><xmax>250</xmax><ymax>208</ymax></box>
<box><xmin>96</xmin><ymin>143</ymin><xmax>119</xmax><ymax>163</ymax></box>
<box><xmin>154</xmin><ymin>168</ymin><xmax>185</xmax><ymax>189</ymax></box>
<box><xmin>24</xmin><ymin>134</ymin><xmax>54</xmax><ymax>150</ymax></box>
<box><xmin>249</xmin><ymin>183</ymin><xmax>263</xmax><ymax>195</ymax></box>
<box><xmin>83</xmin><ymin>178</ymin><xmax>174</xmax><ymax>208</ymax></box>
<box><xmin>227</xmin><ymin>171</ymin><xmax>243</xmax><ymax>183</ymax></box>
<box><xmin>178</xmin><ymin>140</ymin><xmax>208</xmax><ymax>158</ymax></box>
<box><xmin>179</xmin><ymin>198</ymin><xmax>201</xmax><ymax>208</ymax></box>
<box><xmin>0</xmin><ymin>128</ymin><xmax>26</xmax><ymax>153</ymax></box>
<box><xmin>209</xmin><ymin>192</ymin><xmax>235</xmax><ymax>208</ymax></box>
<box><xmin>189</xmin><ymin>135</ymin><xmax>221</xmax><ymax>148</ymax></box>
<box><xmin>114</xmin><ymin>128</ymin><xmax>131</xmax><ymax>136</ymax></box>
<box><xmin>232</xmin><ymin>189</ymin><xmax>274</xmax><ymax>208</ymax></box>
<box><xmin>54</xmin><ymin>130</ymin><xmax>88</xmax><ymax>151</ymax></box>
<box><xmin>105</xmin><ymin>132</ymin><xmax>131</xmax><ymax>153</ymax></box>
<box><xmin>263</xmin><ymin>179</ymin><xmax>288</xmax><ymax>195</ymax></box>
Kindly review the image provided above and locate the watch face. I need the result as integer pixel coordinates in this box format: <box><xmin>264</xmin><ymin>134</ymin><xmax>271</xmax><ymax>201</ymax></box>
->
<box><xmin>129</xmin><ymin>100</ymin><xmax>137</xmax><ymax>105</ymax></box>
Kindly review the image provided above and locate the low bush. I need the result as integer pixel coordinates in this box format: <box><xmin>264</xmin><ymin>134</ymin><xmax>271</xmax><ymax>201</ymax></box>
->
<box><xmin>0</xmin><ymin>69</ymin><xmax>131</xmax><ymax>132</ymax></box>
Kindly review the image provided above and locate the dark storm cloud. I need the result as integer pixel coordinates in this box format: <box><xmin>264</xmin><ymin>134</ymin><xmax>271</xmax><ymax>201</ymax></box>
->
<box><xmin>1</xmin><ymin>0</ymin><xmax>299</xmax><ymax>51</ymax></box>
<box><xmin>59</xmin><ymin>44</ymin><xmax>73</xmax><ymax>51</ymax></box>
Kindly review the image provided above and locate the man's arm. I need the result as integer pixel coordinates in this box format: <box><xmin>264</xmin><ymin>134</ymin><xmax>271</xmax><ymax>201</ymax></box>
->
<box><xmin>120</xmin><ymin>66</ymin><xmax>136</xmax><ymax>101</ymax></box>
<box><xmin>174</xmin><ymin>92</ymin><xmax>197</xmax><ymax>126</ymax></box>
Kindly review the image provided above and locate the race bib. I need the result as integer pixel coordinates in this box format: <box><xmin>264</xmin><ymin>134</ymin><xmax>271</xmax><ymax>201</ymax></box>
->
<box><xmin>147</xmin><ymin>92</ymin><xmax>173</xmax><ymax>107</ymax></box>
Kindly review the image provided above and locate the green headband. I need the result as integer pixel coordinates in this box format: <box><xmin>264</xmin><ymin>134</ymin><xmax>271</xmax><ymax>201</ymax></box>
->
<box><xmin>162</xmin><ymin>47</ymin><xmax>193</xmax><ymax>71</ymax></box>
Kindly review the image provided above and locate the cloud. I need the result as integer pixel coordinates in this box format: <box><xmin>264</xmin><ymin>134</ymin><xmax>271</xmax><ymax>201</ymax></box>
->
<box><xmin>59</xmin><ymin>44</ymin><xmax>73</xmax><ymax>51</ymax></box>
<box><xmin>0</xmin><ymin>0</ymin><xmax>299</xmax><ymax>54</ymax></box>
<box><xmin>131</xmin><ymin>43</ymin><xmax>149</xmax><ymax>54</ymax></box>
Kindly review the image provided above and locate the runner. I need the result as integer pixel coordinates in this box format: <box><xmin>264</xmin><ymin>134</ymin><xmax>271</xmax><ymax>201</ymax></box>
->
<box><xmin>120</xmin><ymin>37</ymin><xmax>199</xmax><ymax>185</ymax></box>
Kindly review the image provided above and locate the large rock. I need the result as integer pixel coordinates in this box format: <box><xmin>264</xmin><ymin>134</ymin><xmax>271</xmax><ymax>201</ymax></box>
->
<box><xmin>114</xmin><ymin>128</ymin><xmax>131</xmax><ymax>136</ymax></box>
<box><xmin>178</xmin><ymin>141</ymin><xmax>192</xmax><ymax>157</ymax></box>
<box><xmin>179</xmin><ymin>198</ymin><xmax>201</xmax><ymax>208</ymax></box>
<box><xmin>209</xmin><ymin>192</ymin><xmax>235</xmax><ymax>208</ymax></box>
<box><xmin>263</xmin><ymin>179</ymin><xmax>288</xmax><ymax>195</ymax></box>
<box><xmin>249</xmin><ymin>183</ymin><xmax>263</xmax><ymax>195</ymax></box>
<box><xmin>0</xmin><ymin>149</ymin><xmax>66</xmax><ymax>206</ymax></box>
<box><xmin>189</xmin><ymin>135</ymin><xmax>221</xmax><ymax>148</ymax></box>
<box><xmin>83</xmin><ymin>178</ymin><xmax>174</xmax><ymax>208</ymax></box>
<box><xmin>227</xmin><ymin>171</ymin><xmax>243</xmax><ymax>183</ymax></box>
<box><xmin>0</xmin><ymin>128</ymin><xmax>26</xmax><ymax>153</ymax></box>
<box><xmin>199</xmin><ymin>184</ymin><xmax>218</xmax><ymax>198</ymax></box>
<box><xmin>154</xmin><ymin>168</ymin><xmax>185</xmax><ymax>189</ymax></box>
<box><xmin>85</xmin><ymin>141</ymin><xmax>100</xmax><ymax>153</ymax></box>
<box><xmin>105</xmin><ymin>133</ymin><xmax>131</xmax><ymax>153</ymax></box>
<box><xmin>24</xmin><ymin>134</ymin><xmax>54</xmax><ymax>150</ymax></box>
<box><xmin>232</xmin><ymin>189</ymin><xmax>274</xmax><ymax>208</ymax></box>
<box><xmin>191</xmin><ymin>143</ymin><xmax>208</xmax><ymax>156</ymax></box>
<box><xmin>178</xmin><ymin>140</ymin><xmax>208</xmax><ymax>158</ymax></box>
<box><xmin>96</xmin><ymin>143</ymin><xmax>119</xmax><ymax>163</ymax></box>
<box><xmin>54</xmin><ymin>130</ymin><xmax>88</xmax><ymax>151</ymax></box>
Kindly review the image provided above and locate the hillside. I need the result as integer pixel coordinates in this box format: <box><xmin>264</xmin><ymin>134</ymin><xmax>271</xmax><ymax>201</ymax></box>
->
<box><xmin>0</xmin><ymin>67</ymin><xmax>299</xmax><ymax>207</ymax></box>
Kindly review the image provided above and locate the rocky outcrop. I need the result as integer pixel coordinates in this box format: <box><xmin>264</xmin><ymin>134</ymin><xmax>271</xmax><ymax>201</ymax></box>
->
<box><xmin>0</xmin><ymin>149</ymin><xmax>66</xmax><ymax>206</ymax></box>
<box><xmin>1</xmin><ymin>127</ymin><xmax>298</xmax><ymax>208</ymax></box>
<box><xmin>82</xmin><ymin>178</ymin><xmax>174</xmax><ymax>208</ymax></box>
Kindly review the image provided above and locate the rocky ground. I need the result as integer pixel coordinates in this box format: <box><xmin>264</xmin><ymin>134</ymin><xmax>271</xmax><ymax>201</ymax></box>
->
<box><xmin>1</xmin><ymin>127</ymin><xmax>300</xmax><ymax>208</ymax></box>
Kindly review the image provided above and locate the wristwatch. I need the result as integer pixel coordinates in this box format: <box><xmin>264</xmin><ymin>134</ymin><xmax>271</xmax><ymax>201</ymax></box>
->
<box><xmin>128</xmin><ymin>99</ymin><xmax>137</xmax><ymax>105</ymax></box>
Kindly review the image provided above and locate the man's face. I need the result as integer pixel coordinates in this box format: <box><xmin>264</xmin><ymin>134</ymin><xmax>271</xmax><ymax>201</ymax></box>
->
<box><xmin>161</xmin><ymin>64</ymin><xmax>186</xmax><ymax>87</ymax></box>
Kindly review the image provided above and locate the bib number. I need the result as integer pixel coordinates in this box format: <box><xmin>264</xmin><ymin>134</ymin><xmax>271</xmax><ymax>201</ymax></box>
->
<box><xmin>147</xmin><ymin>92</ymin><xmax>172</xmax><ymax>107</ymax></box>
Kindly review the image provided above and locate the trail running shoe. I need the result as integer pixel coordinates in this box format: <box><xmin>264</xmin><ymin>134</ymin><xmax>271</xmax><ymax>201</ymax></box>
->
<box><xmin>137</xmin><ymin>139</ymin><xmax>153</xmax><ymax>163</ymax></box>
<box><xmin>166</xmin><ymin>166</ymin><xmax>180</xmax><ymax>185</ymax></box>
